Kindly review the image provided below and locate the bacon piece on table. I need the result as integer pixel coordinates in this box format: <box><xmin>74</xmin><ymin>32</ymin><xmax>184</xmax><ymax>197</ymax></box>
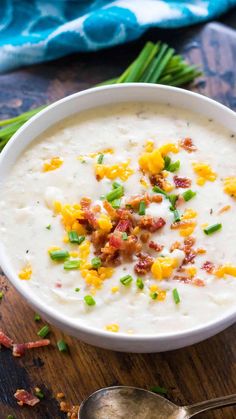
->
<box><xmin>13</xmin><ymin>339</ymin><xmax>50</xmax><ymax>357</ymax></box>
<box><xmin>0</xmin><ymin>329</ymin><xmax>13</xmax><ymax>348</ymax></box>
<box><xmin>14</xmin><ymin>389</ymin><xmax>40</xmax><ymax>406</ymax></box>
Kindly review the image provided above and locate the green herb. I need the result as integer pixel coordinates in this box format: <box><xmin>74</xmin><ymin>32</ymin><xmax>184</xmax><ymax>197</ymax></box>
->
<box><xmin>37</xmin><ymin>325</ymin><xmax>50</xmax><ymax>338</ymax></box>
<box><xmin>91</xmin><ymin>257</ymin><xmax>102</xmax><ymax>269</ymax></box>
<box><xmin>204</xmin><ymin>223</ymin><xmax>222</xmax><ymax>235</ymax></box>
<box><xmin>173</xmin><ymin>209</ymin><xmax>181</xmax><ymax>222</ymax></box>
<box><xmin>34</xmin><ymin>313</ymin><xmax>41</xmax><ymax>322</ymax></box>
<box><xmin>106</xmin><ymin>185</ymin><xmax>124</xmax><ymax>202</ymax></box>
<box><xmin>164</xmin><ymin>155</ymin><xmax>171</xmax><ymax>170</ymax></box>
<box><xmin>111</xmin><ymin>198</ymin><xmax>121</xmax><ymax>209</ymax></box>
<box><xmin>75</xmin><ymin>287</ymin><xmax>80</xmax><ymax>292</ymax></box>
<box><xmin>152</xmin><ymin>185</ymin><xmax>168</xmax><ymax>197</ymax></box>
<box><xmin>84</xmin><ymin>295</ymin><xmax>96</xmax><ymax>306</ymax></box>
<box><xmin>136</xmin><ymin>277</ymin><xmax>144</xmax><ymax>290</ymax></box>
<box><xmin>168</xmin><ymin>160</ymin><xmax>180</xmax><ymax>172</ymax></box>
<box><xmin>169</xmin><ymin>194</ymin><xmax>178</xmax><ymax>210</ymax></box>
<box><xmin>34</xmin><ymin>389</ymin><xmax>44</xmax><ymax>399</ymax></box>
<box><xmin>49</xmin><ymin>249</ymin><xmax>69</xmax><ymax>261</ymax></box>
<box><xmin>120</xmin><ymin>274</ymin><xmax>133</xmax><ymax>286</ymax></box>
<box><xmin>138</xmin><ymin>200</ymin><xmax>146</xmax><ymax>215</ymax></box>
<box><xmin>182</xmin><ymin>189</ymin><xmax>196</xmax><ymax>202</ymax></box>
<box><xmin>7</xmin><ymin>415</ymin><xmax>15</xmax><ymax>419</ymax></box>
<box><xmin>64</xmin><ymin>260</ymin><xmax>81</xmax><ymax>270</ymax></box>
<box><xmin>46</xmin><ymin>224</ymin><xmax>51</xmax><ymax>230</ymax></box>
<box><xmin>112</xmin><ymin>181</ymin><xmax>121</xmax><ymax>189</ymax></box>
<box><xmin>57</xmin><ymin>339</ymin><xmax>68</xmax><ymax>352</ymax></box>
<box><xmin>68</xmin><ymin>231</ymin><xmax>85</xmax><ymax>244</ymax></box>
<box><xmin>150</xmin><ymin>292</ymin><xmax>158</xmax><ymax>300</ymax></box>
<box><xmin>100</xmin><ymin>194</ymin><xmax>105</xmax><ymax>200</ymax></box>
<box><xmin>0</xmin><ymin>42</ymin><xmax>201</xmax><ymax>152</ymax></box>
<box><xmin>97</xmin><ymin>153</ymin><xmax>104</xmax><ymax>164</ymax></box>
<box><xmin>173</xmin><ymin>288</ymin><xmax>180</xmax><ymax>304</ymax></box>
<box><xmin>0</xmin><ymin>291</ymin><xmax>4</xmax><ymax>299</ymax></box>
<box><xmin>122</xmin><ymin>232</ymin><xmax>128</xmax><ymax>241</ymax></box>
<box><xmin>150</xmin><ymin>386</ymin><xmax>168</xmax><ymax>395</ymax></box>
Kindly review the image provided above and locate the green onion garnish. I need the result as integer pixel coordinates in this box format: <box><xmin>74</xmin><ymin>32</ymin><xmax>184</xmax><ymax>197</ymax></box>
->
<box><xmin>182</xmin><ymin>189</ymin><xmax>196</xmax><ymax>202</ymax></box>
<box><xmin>37</xmin><ymin>325</ymin><xmax>50</xmax><ymax>338</ymax></box>
<box><xmin>136</xmin><ymin>277</ymin><xmax>144</xmax><ymax>290</ymax></box>
<box><xmin>111</xmin><ymin>198</ymin><xmax>121</xmax><ymax>209</ymax></box>
<box><xmin>112</xmin><ymin>181</ymin><xmax>121</xmax><ymax>189</ymax></box>
<box><xmin>97</xmin><ymin>153</ymin><xmax>104</xmax><ymax>164</ymax></box>
<box><xmin>100</xmin><ymin>194</ymin><xmax>105</xmax><ymax>200</ymax></box>
<box><xmin>173</xmin><ymin>209</ymin><xmax>181</xmax><ymax>222</ymax></box>
<box><xmin>49</xmin><ymin>249</ymin><xmax>69</xmax><ymax>261</ymax></box>
<box><xmin>0</xmin><ymin>291</ymin><xmax>4</xmax><ymax>299</ymax></box>
<box><xmin>75</xmin><ymin>287</ymin><xmax>80</xmax><ymax>292</ymax></box>
<box><xmin>7</xmin><ymin>415</ymin><xmax>15</xmax><ymax>419</ymax></box>
<box><xmin>150</xmin><ymin>292</ymin><xmax>158</xmax><ymax>300</ymax></box>
<box><xmin>91</xmin><ymin>257</ymin><xmax>102</xmax><ymax>269</ymax></box>
<box><xmin>34</xmin><ymin>389</ymin><xmax>44</xmax><ymax>399</ymax></box>
<box><xmin>34</xmin><ymin>313</ymin><xmax>41</xmax><ymax>322</ymax></box>
<box><xmin>57</xmin><ymin>339</ymin><xmax>68</xmax><ymax>352</ymax></box>
<box><xmin>122</xmin><ymin>232</ymin><xmax>128</xmax><ymax>241</ymax></box>
<box><xmin>120</xmin><ymin>274</ymin><xmax>133</xmax><ymax>286</ymax></box>
<box><xmin>204</xmin><ymin>223</ymin><xmax>222</xmax><ymax>235</ymax></box>
<box><xmin>138</xmin><ymin>200</ymin><xmax>146</xmax><ymax>215</ymax></box>
<box><xmin>169</xmin><ymin>194</ymin><xmax>178</xmax><ymax>210</ymax></box>
<box><xmin>68</xmin><ymin>231</ymin><xmax>85</xmax><ymax>244</ymax></box>
<box><xmin>46</xmin><ymin>224</ymin><xmax>51</xmax><ymax>230</ymax></box>
<box><xmin>152</xmin><ymin>185</ymin><xmax>168</xmax><ymax>197</ymax></box>
<box><xmin>168</xmin><ymin>160</ymin><xmax>180</xmax><ymax>173</ymax></box>
<box><xmin>84</xmin><ymin>295</ymin><xmax>96</xmax><ymax>306</ymax></box>
<box><xmin>164</xmin><ymin>156</ymin><xmax>171</xmax><ymax>170</ymax></box>
<box><xmin>64</xmin><ymin>260</ymin><xmax>81</xmax><ymax>270</ymax></box>
<box><xmin>106</xmin><ymin>185</ymin><xmax>124</xmax><ymax>202</ymax></box>
<box><xmin>173</xmin><ymin>288</ymin><xmax>180</xmax><ymax>304</ymax></box>
<box><xmin>150</xmin><ymin>386</ymin><xmax>168</xmax><ymax>395</ymax></box>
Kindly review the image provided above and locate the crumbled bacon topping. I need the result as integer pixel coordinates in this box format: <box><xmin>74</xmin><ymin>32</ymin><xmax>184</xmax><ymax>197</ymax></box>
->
<box><xmin>179</xmin><ymin>137</ymin><xmax>197</xmax><ymax>152</ymax></box>
<box><xmin>201</xmin><ymin>261</ymin><xmax>215</xmax><ymax>273</ymax></box>
<box><xmin>0</xmin><ymin>329</ymin><xmax>13</xmax><ymax>348</ymax></box>
<box><xmin>134</xmin><ymin>252</ymin><xmax>154</xmax><ymax>275</ymax></box>
<box><xmin>80</xmin><ymin>197</ymin><xmax>91</xmax><ymax>210</ymax></box>
<box><xmin>13</xmin><ymin>339</ymin><xmax>50</xmax><ymax>357</ymax></box>
<box><xmin>149</xmin><ymin>173</ymin><xmax>165</xmax><ymax>188</ymax></box>
<box><xmin>83</xmin><ymin>209</ymin><xmax>98</xmax><ymax>229</ymax></box>
<box><xmin>148</xmin><ymin>241</ymin><xmax>164</xmax><ymax>252</ymax></box>
<box><xmin>138</xmin><ymin>216</ymin><xmax>166</xmax><ymax>232</ymax></box>
<box><xmin>173</xmin><ymin>275</ymin><xmax>205</xmax><ymax>287</ymax></box>
<box><xmin>173</xmin><ymin>175</ymin><xmax>192</xmax><ymax>189</ymax></box>
<box><xmin>14</xmin><ymin>389</ymin><xmax>40</xmax><ymax>406</ymax></box>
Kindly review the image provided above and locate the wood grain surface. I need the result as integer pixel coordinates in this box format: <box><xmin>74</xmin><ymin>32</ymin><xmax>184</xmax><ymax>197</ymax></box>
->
<box><xmin>0</xmin><ymin>21</ymin><xmax>236</xmax><ymax>419</ymax></box>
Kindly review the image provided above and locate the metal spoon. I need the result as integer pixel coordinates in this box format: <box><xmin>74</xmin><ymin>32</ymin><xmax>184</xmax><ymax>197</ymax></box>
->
<box><xmin>79</xmin><ymin>386</ymin><xmax>236</xmax><ymax>418</ymax></box>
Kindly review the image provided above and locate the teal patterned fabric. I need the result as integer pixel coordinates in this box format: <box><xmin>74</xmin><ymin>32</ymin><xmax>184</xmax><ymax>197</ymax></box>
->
<box><xmin>0</xmin><ymin>0</ymin><xmax>235</xmax><ymax>72</ymax></box>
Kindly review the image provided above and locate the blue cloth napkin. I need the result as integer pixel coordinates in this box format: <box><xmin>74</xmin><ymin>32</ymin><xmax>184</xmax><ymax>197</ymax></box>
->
<box><xmin>0</xmin><ymin>0</ymin><xmax>235</xmax><ymax>73</ymax></box>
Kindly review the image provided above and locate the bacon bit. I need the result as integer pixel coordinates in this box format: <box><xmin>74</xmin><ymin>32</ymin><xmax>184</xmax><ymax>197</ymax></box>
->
<box><xmin>126</xmin><ymin>193</ymin><xmax>150</xmax><ymax>209</ymax></box>
<box><xmin>149</xmin><ymin>173</ymin><xmax>165</xmax><ymax>188</ymax></box>
<box><xmin>115</xmin><ymin>219</ymin><xmax>131</xmax><ymax>232</ymax></box>
<box><xmin>134</xmin><ymin>253</ymin><xmax>154</xmax><ymax>275</ymax></box>
<box><xmin>13</xmin><ymin>339</ymin><xmax>50</xmax><ymax>357</ymax></box>
<box><xmin>80</xmin><ymin>197</ymin><xmax>91</xmax><ymax>210</ymax></box>
<box><xmin>0</xmin><ymin>329</ymin><xmax>13</xmax><ymax>348</ymax></box>
<box><xmin>92</xmin><ymin>204</ymin><xmax>101</xmax><ymax>213</ymax></box>
<box><xmin>83</xmin><ymin>209</ymin><xmax>98</xmax><ymax>229</ymax></box>
<box><xmin>138</xmin><ymin>216</ymin><xmax>166</xmax><ymax>232</ymax></box>
<box><xmin>55</xmin><ymin>282</ymin><xmax>62</xmax><ymax>288</ymax></box>
<box><xmin>171</xmin><ymin>220</ymin><xmax>195</xmax><ymax>230</ymax></box>
<box><xmin>150</xmin><ymin>194</ymin><xmax>163</xmax><ymax>203</ymax></box>
<box><xmin>218</xmin><ymin>205</ymin><xmax>231</xmax><ymax>214</ymax></box>
<box><xmin>173</xmin><ymin>275</ymin><xmax>205</xmax><ymax>287</ymax></box>
<box><xmin>116</xmin><ymin>208</ymin><xmax>134</xmax><ymax>220</ymax></box>
<box><xmin>193</xmin><ymin>278</ymin><xmax>205</xmax><ymax>287</ymax></box>
<box><xmin>148</xmin><ymin>241</ymin><xmax>164</xmax><ymax>252</ymax></box>
<box><xmin>184</xmin><ymin>237</ymin><xmax>196</xmax><ymax>248</ymax></box>
<box><xmin>60</xmin><ymin>400</ymin><xmax>80</xmax><ymax>418</ymax></box>
<box><xmin>179</xmin><ymin>137</ymin><xmax>197</xmax><ymax>152</ymax></box>
<box><xmin>121</xmin><ymin>235</ymin><xmax>141</xmax><ymax>258</ymax></box>
<box><xmin>173</xmin><ymin>175</ymin><xmax>191</xmax><ymax>189</ymax></box>
<box><xmin>201</xmin><ymin>261</ymin><xmax>215</xmax><ymax>274</ymax></box>
<box><xmin>103</xmin><ymin>200</ymin><xmax>117</xmax><ymax>219</ymax></box>
<box><xmin>14</xmin><ymin>389</ymin><xmax>40</xmax><ymax>406</ymax></box>
<box><xmin>91</xmin><ymin>230</ymin><xmax>108</xmax><ymax>252</ymax></box>
<box><xmin>170</xmin><ymin>241</ymin><xmax>181</xmax><ymax>252</ymax></box>
<box><xmin>57</xmin><ymin>392</ymin><xmax>65</xmax><ymax>399</ymax></box>
<box><xmin>183</xmin><ymin>251</ymin><xmax>196</xmax><ymax>265</ymax></box>
<box><xmin>109</xmin><ymin>234</ymin><xmax>123</xmax><ymax>249</ymax></box>
<box><xmin>12</xmin><ymin>343</ymin><xmax>26</xmax><ymax>357</ymax></box>
<box><xmin>140</xmin><ymin>232</ymin><xmax>150</xmax><ymax>243</ymax></box>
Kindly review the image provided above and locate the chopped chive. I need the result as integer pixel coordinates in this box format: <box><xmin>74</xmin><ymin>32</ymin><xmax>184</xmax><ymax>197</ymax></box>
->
<box><xmin>106</xmin><ymin>185</ymin><xmax>124</xmax><ymax>202</ymax></box>
<box><xmin>46</xmin><ymin>224</ymin><xmax>51</xmax><ymax>230</ymax></box>
<box><xmin>173</xmin><ymin>209</ymin><xmax>181</xmax><ymax>222</ymax></box>
<box><xmin>153</xmin><ymin>185</ymin><xmax>168</xmax><ymax>197</ymax></box>
<box><xmin>34</xmin><ymin>389</ymin><xmax>44</xmax><ymax>399</ymax></box>
<box><xmin>100</xmin><ymin>194</ymin><xmax>105</xmax><ymax>200</ymax></box>
<box><xmin>75</xmin><ymin>287</ymin><xmax>80</xmax><ymax>292</ymax></box>
<box><xmin>37</xmin><ymin>325</ymin><xmax>50</xmax><ymax>338</ymax></box>
<box><xmin>111</xmin><ymin>198</ymin><xmax>121</xmax><ymax>209</ymax></box>
<box><xmin>112</xmin><ymin>181</ymin><xmax>121</xmax><ymax>189</ymax></box>
<box><xmin>182</xmin><ymin>189</ymin><xmax>196</xmax><ymax>202</ymax></box>
<box><xmin>49</xmin><ymin>250</ymin><xmax>69</xmax><ymax>261</ymax></box>
<box><xmin>122</xmin><ymin>232</ymin><xmax>128</xmax><ymax>241</ymax></box>
<box><xmin>150</xmin><ymin>386</ymin><xmax>168</xmax><ymax>395</ymax></box>
<box><xmin>97</xmin><ymin>153</ymin><xmax>104</xmax><ymax>164</ymax></box>
<box><xmin>7</xmin><ymin>415</ymin><xmax>15</xmax><ymax>419</ymax></box>
<box><xmin>204</xmin><ymin>223</ymin><xmax>222</xmax><ymax>235</ymax></box>
<box><xmin>168</xmin><ymin>160</ymin><xmax>180</xmax><ymax>172</ymax></box>
<box><xmin>34</xmin><ymin>313</ymin><xmax>41</xmax><ymax>322</ymax></box>
<box><xmin>120</xmin><ymin>274</ymin><xmax>133</xmax><ymax>286</ymax></box>
<box><xmin>136</xmin><ymin>277</ymin><xmax>144</xmax><ymax>290</ymax></box>
<box><xmin>150</xmin><ymin>292</ymin><xmax>158</xmax><ymax>300</ymax></box>
<box><xmin>68</xmin><ymin>231</ymin><xmax>85</xmax><ymax>244</ymax></box>
<box><xmin>91</xmin><ymin>257</ymin><xmax>102</xmax><ymax>269</ymax></box>
<box><xmin>57</xmin><ymin>339</ymin><xmax>68</xmax><ymax>352</ymax></box>
<box><xmin>138</xmin><ymin>200</ymin><xmax>146</xmax><ymax>215</ymax></box>
<box><xmin>84</xmin><ymin>295</ymin><xmax>96</xmax><ymax>306</ymax></box>
<box><xmin>0</xmin><ymin>291</ymin><xmax>4</xmax><ymax>299</ymax></box>
<box><xmin>64</xmin><ymin>260</ymin><xmax>81</xmax><ymax>270</ymax></box>
<box><xmin>164</xmin><ymin>155</ymin><xmax>171</xmax><ymax>170</ymax></box>
<box><xmin>173</xmin><ymin>288</ymin><xmax>180</xmax><ymax>304</ymax></box>
<box><xmin>168</xmin><ymin>194</ymin><xmax>178</xmax><ymax>210</ymax></box>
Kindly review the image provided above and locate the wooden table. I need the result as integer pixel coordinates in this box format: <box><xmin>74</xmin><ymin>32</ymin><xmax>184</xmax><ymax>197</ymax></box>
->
<box><xmin>0</xmin><ymin>20</ymin><xmax>236</xmax><ymax>419</ymax></box>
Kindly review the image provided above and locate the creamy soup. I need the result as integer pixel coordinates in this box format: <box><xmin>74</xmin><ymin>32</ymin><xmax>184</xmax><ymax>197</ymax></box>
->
<box><xmin>0</xmin><ymin>102</ymin><xmax>236</xmax><ymax>335</ymax></box>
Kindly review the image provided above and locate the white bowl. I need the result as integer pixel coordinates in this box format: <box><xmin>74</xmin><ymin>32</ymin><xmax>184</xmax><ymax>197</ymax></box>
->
<box><xmin>0</xmin><ymin>84</ymin><xmax>235</xmax><ymax>353</ymax></box>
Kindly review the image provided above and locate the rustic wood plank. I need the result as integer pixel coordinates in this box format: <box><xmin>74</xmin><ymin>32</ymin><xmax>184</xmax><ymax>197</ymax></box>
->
<box><xmin>0</xmin><ymin>22</ymin><xmax>236</xmax><ymax>418</ymax></box>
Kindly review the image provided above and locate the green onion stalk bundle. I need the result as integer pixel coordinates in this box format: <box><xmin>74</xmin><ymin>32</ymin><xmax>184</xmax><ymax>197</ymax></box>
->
<box><xmin>0</xmin><ymin>41</ymin><xmax>201</xmax><ymax>152</ymax></box>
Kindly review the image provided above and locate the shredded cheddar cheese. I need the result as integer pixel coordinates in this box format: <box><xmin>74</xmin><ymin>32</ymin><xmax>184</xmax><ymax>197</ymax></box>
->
<box><xmin>192</xmin><ymin>162</ymin><xmax>217</xmax><ymax>185</ymax></box>
<box><xmin>95</xmin><ymin>160</ymin><xmax>133</xmax><ymax>181</ymax></box>
<box><xmin>214</xmin><ymin>264</ymin><xmax>236</xmax><ymax>278</ymax></box>
<box><xmin>151</xmin><ymin>257</ymin><xmax>178</xmax><ymax>280</ymax></box>
<box><xmin>139</xmin><ymin>148</ymin><xmax>164</xmax><ymax>174</ymax></box>
<box><xmin>98</xmin><ymin>213</ymin><xmax>113</xmax><ymax>233</ymax></box>
<box><xmin>18</xmin><ymin>264</ymin><xmax>32</xmax><ymax>280</ymax></box>
<box><xmin>223</xmin><ymin>177</ymin><xmax>236</xmax><ymax>198</ymax></box>
<box><xmin>43</xmin><ymin>157</ymin><xmax>63</xmax><ymax>172</ymax></box>
<box><xmin>106</xmin><ymin>324</ymin><xmax>119</xmax><ymax>332</ymax></box>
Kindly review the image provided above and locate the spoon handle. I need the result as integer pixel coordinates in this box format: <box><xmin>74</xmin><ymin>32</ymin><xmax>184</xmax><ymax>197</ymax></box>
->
<box><xmin>186</xmin><ymin>394</ymin><xmax>236</xmax><ymax>417</ymax></box>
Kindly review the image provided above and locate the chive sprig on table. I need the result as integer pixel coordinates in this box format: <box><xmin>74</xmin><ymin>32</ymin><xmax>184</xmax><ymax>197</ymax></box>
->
<box><xmin>0</xmin><ymin>41</ymin><xmax>201</xmax><ymax>152</ymax></box>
